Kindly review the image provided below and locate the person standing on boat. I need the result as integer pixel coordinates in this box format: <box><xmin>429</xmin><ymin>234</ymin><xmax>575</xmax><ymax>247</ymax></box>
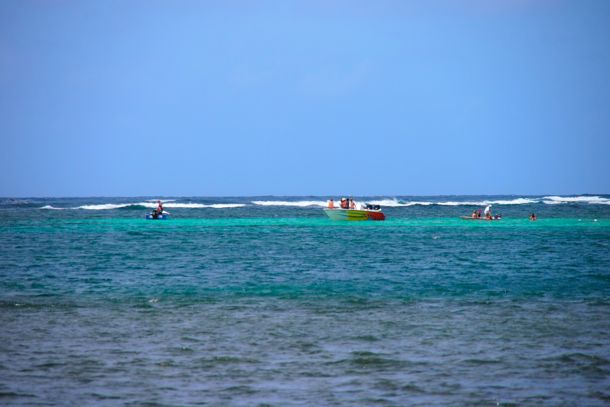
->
<box><xmin>484</xmin><ymin>204</ymin><xmax>492</xmax><ymax>219</ymax></box>
<box><xmin>349</xmin><ymin>198</ymin><xmax>356</xmax><ymax>209</ymax></box>
<box><xmin>328</xmin><ymin>199</ymin><xmax>335</xmax><ymax>209</ymax></box>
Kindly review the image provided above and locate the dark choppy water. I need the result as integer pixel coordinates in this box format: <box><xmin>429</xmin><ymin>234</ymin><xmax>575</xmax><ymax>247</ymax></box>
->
<box><xmin>1</xmin><ymin>196</ymin><xmax>609</xmax><ymax>405</ymax></box>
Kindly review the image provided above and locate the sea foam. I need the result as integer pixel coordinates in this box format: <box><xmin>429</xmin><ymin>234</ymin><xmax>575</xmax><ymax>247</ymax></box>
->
<box><xmin>368</xmin><ymin>198</ymin><xmax>538</xmax><ymax>207</ymax></box>
<box><xmin>42</xmin><ymin>202</ymin><xmax>245</xmax><ymax>210</ymax></box>
<box><xmin>200</xmin><ymin>204</ymin><xmax>246</xmax><ymax>209</ymax></box>
<box><xmin>77</xmin><ymin>203</ymin><xmax>133</xmax><ymax>210</ymax></box>
<box><xmin>437</xmin><ymin>198</ymin><xmax>538</xmax><ymax>206</ymax></box>
<box><xmin>365</xmin><ymin>199</ymin><xmax>429</xmax><ymax>207</ymax></box>
<box><xmin>144</xmin><ymin>202</ymin><xmax>244</xmax><ymax>209</ymax></box>
<box><xmin>543</xmin><ymin>196</ymin><xmax>610</xmax><ymax>205</ymax></box>
<box><xmin>252</xmin><ymin>200</ymin><xmax>328</xmax><ymax>207</ymax></box>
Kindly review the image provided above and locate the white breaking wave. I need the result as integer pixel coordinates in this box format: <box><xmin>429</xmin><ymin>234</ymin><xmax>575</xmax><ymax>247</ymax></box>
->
<box><xmin>436</xmin><ymin>198</ymin><xmax>538</xmax><ymax>206</ymax></box>
<box><xmin>201</xmin><ymin>203</ymin><xmax>246</xmax><ymax>209</ymax></box>
<box><xmin>365</xmin><ymin>199</ymin><xmax>427</xmax><ymax>207</ymax></box>
<box><xmin>542</xmin><ymin>195</ymin><xmax>610</xmax><ymax>205</ymax></box>
<box><xmin>36</xmin><ymin>196</ymin><xmax>609</xmax><ymax>211</ymax></box>
<box><xmin>160</xmin><ymin>203</ymin><xmax>206</xmax><ymax>208</ymax></box>
<box><xmin>252</xmin><ymin>200</ymin><xmax>328</xmax><ymax>207</ymax></box>
<box><xmin>41</xmin><ymin>201</ymin><xmax>245</xmax><ymax>210</ymax></box>
<box><xmin>77</xmin><ymin>203</ymin><xmax>132</xmax><ymax>210</ymax></box>
<box><xmin>139</xmin><ymin>202</ymin><xmax>247</xmax><ymax>209</ymax></box>
<box><xmin>436</xmin><ymin>201</ymin><xmax>483</xmax><ymax>206</ymax></box>
<box><xmin>487</xmin><ymin>198</ymin><xmax>538</xmax><ymax>205</ymax></box>
<box><xmin>367</xmin><ymin>197</ymin><xmax>538</xmax><ymax>207</ymax></box>
<box><xmin>134</xmin><ymin>202</ymin><xmax>245</xmax><ymax>209</ymax></box>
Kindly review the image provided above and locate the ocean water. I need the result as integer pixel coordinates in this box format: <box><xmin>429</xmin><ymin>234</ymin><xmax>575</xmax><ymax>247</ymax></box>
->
<box><xmin>1</xmin><ymin>195</ymin><xmax>609</xmax><ymax>406</ymax></box>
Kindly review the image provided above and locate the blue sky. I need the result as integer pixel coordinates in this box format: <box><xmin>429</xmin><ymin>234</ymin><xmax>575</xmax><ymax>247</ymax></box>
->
<box><xmin>1</xmin><ymin>1</ymin><xmax>609</xmax><ymax>197</ymax></box>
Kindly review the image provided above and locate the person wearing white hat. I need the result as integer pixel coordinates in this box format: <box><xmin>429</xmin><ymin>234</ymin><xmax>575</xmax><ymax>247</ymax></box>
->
<box><xmin>484</xmin><ymin>204</ymin><xmax>492</xmax><ymax>219</ymax></box>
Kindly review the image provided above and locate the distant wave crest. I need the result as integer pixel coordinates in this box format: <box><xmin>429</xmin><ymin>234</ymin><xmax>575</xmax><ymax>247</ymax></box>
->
<box><xmin>78</xmin><ymin>204</ymin><xmax>137</xmax><ymax>210</ymax></box>
<box><xmin>437</xmin><ymin>198</ymin><xmax>538</xmax><ymax>206</ymax></box>
<box><xmin>256</xmin><ymin>197</ymin><xmax>541</xmax><ymax>208</ymax></box>
<box><xmin>368</xmin><ymin>198</ymin><xmax>538</xmax><ymax>207</ymax></box>
<box><xmin>201</xmin><ymin>203</ymin><xmax>246</xmax><ymax>209</ymax></box>
<box><xmin>364</xmin><ymin>199</ymin><xmax>428</xmax><ymax>207</ymax></box>
<box><xmin>542</xmin><ymin>196</ymin><xmax>610</xmax><ymax>205</ymax></box>
<box><xmin>40</xmin><ymin>201</ymin><xmax>245</xmax><ymax>210</ymax></box>
<box><xmin>34</xmin><ymin>195</ymin><xmax>610</xmax><ymax>211</ymax></box>
<box><xmin>252</xmin><ymin>200</ymin><xmax>327</xmax><ymax>207</ymax></box>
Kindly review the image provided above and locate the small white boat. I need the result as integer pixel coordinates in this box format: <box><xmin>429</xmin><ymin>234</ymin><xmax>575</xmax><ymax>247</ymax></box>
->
<box><xmin>460</xmin><ymin>216</ymin><xmax>501</xmax><ymax>221</ymax></box>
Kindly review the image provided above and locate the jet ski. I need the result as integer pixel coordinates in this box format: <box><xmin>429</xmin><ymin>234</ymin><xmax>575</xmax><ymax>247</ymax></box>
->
<box><xmin>146</xmin><ymin>210</ymin><xmax>170</xmax><ymax>220</ymax></box>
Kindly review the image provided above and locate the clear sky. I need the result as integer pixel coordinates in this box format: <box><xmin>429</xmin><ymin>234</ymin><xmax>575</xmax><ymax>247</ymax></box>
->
<box><xmin>1</xmin><ymin>1</ymin><xmax>609</xmax><ymax>197</ymax></box>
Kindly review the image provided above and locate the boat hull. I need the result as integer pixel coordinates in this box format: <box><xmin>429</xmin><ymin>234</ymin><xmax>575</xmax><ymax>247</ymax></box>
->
<box><xmin>324</xmin><ymin>208</ymin><xmax>385</xmax><ymax>221</ymax></box>
<box><xmin>460</xmin><ymin>216</ymin><xmax>500</xmax><ymax>221</ymax></box>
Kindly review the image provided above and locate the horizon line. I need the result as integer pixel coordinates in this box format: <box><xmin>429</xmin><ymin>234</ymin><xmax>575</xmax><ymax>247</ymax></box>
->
<box><xmin>2</xmin><ymin>193</ymin><xmax>608</xmax><ymax>200</ymax></box>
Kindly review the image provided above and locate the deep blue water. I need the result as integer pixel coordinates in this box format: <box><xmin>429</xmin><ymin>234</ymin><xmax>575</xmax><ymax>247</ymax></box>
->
<box><xmin>1</xmin><ymin>195</ymin><xmax>609</xmax><ymax>405</ymax></box>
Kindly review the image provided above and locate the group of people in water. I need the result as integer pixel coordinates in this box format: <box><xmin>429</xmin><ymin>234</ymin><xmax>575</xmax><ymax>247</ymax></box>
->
<box><xmin>468</xmin><ymin>204</ymin><xmax>538</xmax><ymax>221</ymax></box>
<box><xmin>470</xmin><ymin>204</ymin><xmax>502</xmax><ymax>220</ymax></box>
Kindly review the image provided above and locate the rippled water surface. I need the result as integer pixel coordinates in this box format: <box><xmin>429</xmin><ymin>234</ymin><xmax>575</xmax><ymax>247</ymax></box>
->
<box><xmin>1</xmin><ymin>196</ymin><xmax>609</xmax><ymax>405</ymax></box>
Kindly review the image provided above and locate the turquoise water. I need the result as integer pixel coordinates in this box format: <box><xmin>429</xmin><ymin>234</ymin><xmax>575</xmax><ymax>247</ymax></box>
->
<box><xmin>1</xmin><ymin>196</ymin><xmax>609</xmax><ymax>405</ymax></box>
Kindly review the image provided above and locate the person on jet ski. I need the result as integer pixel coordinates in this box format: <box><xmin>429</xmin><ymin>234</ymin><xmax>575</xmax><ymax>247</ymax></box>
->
<box><xmin>151</xmin><ymin>200</ymin><xmax>163</xmax><ymax>219</ymax></box>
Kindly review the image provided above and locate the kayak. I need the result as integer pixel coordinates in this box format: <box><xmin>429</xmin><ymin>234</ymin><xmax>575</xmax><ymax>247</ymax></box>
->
<box><xmin>324</xmin><ymin>208</ymin><xmax>385</xmax><ymax>221</ymax></box>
